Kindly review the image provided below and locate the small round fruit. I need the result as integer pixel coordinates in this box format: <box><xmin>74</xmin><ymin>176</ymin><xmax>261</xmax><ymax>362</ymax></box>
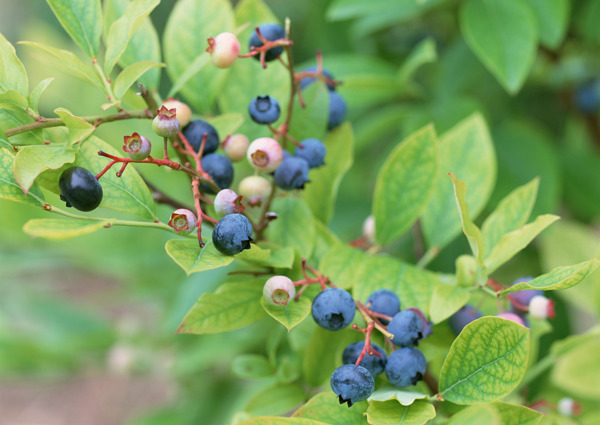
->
<box><xmin>59</xmin><ymin>166</ymin><xmax>103</xmax><ymax>212</ymax></box>
<box><xmin>330</xmin><ymin>364</ymin><xmax>375</xmax><ymax>407</ymax></box>
<box><xmin>248</xmin><ymin>23</ymin><xmax>286</xmax><ymax>62</ymax></box>
<box><xmin>387</xmin><ymin>310</ymin><xmax>423</xmax><ymax>347</ymax></box>
<box><xmin>362</xmin><ymin>215</ymin><xmax>375</xmax><ymax>244</ymax></box>
<box><xmin>574</xmin><ymin>81</ymin><xmax>599</xmax><ymax>115</ymax></box>
<box><xmin>152</xmin><ymin>106</ymin><xmax>180</xmax><ymax>137</ymax></box>
<box><xmin>385</xmin><ymin>347</ymin><xmax>427</xmax><ymax>388</ymax></box>
<box><xmin>497</xmin><ymin>312</ymin><xmax>526</xmax><ymax>326</ymax></box>
<box><xmin>273</xmin><ymin>157</ymin><xmax>310</xmax><ymax>190</ymax></box>
<box><xmin>123</xmin><ymin>132</ymin><xmax>152</xmax><ymax>161</ymax></box>
<box><xmin>328</xmin><ymin>91</ymin><xmax>347</xmax><ymax>130</ymax></box>
<box><xmin>299</xmin><ymin>65</ymin><xmax>336</xmax><ymax>91</ymax></box>
<box><xmin>342</xmin><ymin>341</ymin><xmax>387</xmax><ymax>376</ymax></box>
<box><xmin>168</xmin><ymin>208</ymin><xmax>197</xmax><ymax>235</ymax></box>
<box><xmin>247</xmin><ymin>137</ymin><xmax>283</xmax><ymax>173</ymax></box>
<box><xmin>200</xmin><ymin>153</ymin><xmax>234</xmax><ymax>194</ymax></box>
<box><xmin>294</xmin><ymin>138</ymin><xmax>326</xmax><ymax>168</ymax></box>
<box><xmin>161</xmin><ymin>99</ymin><xmax>192</xmax><ymax>128</ymax></box>
<box><xmin>248</xmin><ymin>95</ymin><xmax>281</xmax><ymax>124</ymax></box>
<box><xmin>222</xmin><ymin>134</ymin><xmax>249</xmax><ymax>162</ymax></box>
<box><xmin>448</xmin><ymin>305</ymin><xmax>482</xmax><ymax>335</ymax></box>
<box><xmin>366</xmin><ymin>289</ymin><xmax>400</xmax><ymax>325</ymax></box>
<box><xmin>263</xmin><ymin>276</ymin><xmax>296</xmax><ymax>306</ymax></box>
<box><xmin>214</xmin><ymin>189</ymin><xmax>244</xmax><ymax>217</ymax></box>
<box><xmin>529</xmin><ymin>295</ymin><xmax>555</xmax><ymax>320</ymax></box>
<box><xmin>238</xmin><ymin>175</ymin><xmax>272</xmax><ymax>207</ymax></box>
<box><xmin>311</xmin><ymin>288</ymin><xmax>356</xmax><ymax>331</ymax></box>
<box><xmin>207</xmin><ymin>32</ymin><xmax>240</xmax><ymax>69</ymax></box>
<box><xmin>183</xmin><ymin>119</ymin><xmax>220</xmax><ymax>155</ymax></box>
<box><xmin>212</xmin><ymin>213</ymin><xmax>253</xmax><ymax>256</ymax></box>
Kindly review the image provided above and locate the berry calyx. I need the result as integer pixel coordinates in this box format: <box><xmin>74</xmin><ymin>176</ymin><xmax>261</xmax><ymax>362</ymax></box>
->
<box><xmin>122</xmin><ymin>132</ymin><xmax>152</xmax><ymax>161</ymax></box>
<box><xmin>161</xmin><ymin>99</ymin><xmax>192</xmax><ymax>128</ymax></box>
<box><xmin>214</xmin><ymin>189</ymin><xmax>245</xmax><ymax>217</ymax></box>
<box><xmin>311</xmin><ymin>287</ymin><xmax>356</xmax><ymax>331</ymax></box>
<box><xmin>59</xmin><ymin>166</ymin><xmax>103</xmax><ymax>212</ymax></box>
<box><xmin>168</xmin><ymin>209</ymin><xmax>197</xmax><ymax>235</ymax></box>
<box><xmin>207</xmin><ymin>32</ymin><xmax>240</xmax><ymax>69</ymax></box>
<box><xmin>294</xmin><ymin>138</ymin><xmax>326</xmax><ymax>168</ymax></box>
<box><xmin>248</xmin><ymin>23</ymin><xmax>286</xmax><ymax>62</ymax></box>
<box><xmin>247</xmin><ymin>137</ymin><xmax>283</xmax><ymax>173</ymax></box>
<box><xmin>222</xmin><ymin>134</ymin><xmax>249</xmax><ymax>162</ymax></box>
<box><xmin>248</xmin><ymin>95</ymin><xmax>281</xmax><ymax>124</ymax></box>
<box><xmin>263</xmin><ymin>276</ymin><xmax>296</xmax><ymax>306</ymax></box>
<box><xmin>385</xmin><ymin>347</ymin><xmax>427</xmax><ymax>388</ymax></box>
<box><xmin>212</xmin><ymin>213</ymin><xmax>253</xmax><ymax>256</ymax></box>
<box><xmin>200</xmin><ymin>153</ymin><xmax>234</xmax><ymax>194</ymax></box>
<box><xmin>238</xmin><ymin>175</ymin><xmax>272</xmax><ymax>207</ymax></box>
<box><xmin>183</xmin><ymin>119</ymin><xmax>220</xmax><ymax>155</ymax></box>
<box><xmin>152</xmin><ymin>105</ymin><xmax>180</xmax><ymax>138</ymax></box>
<box><xmin>330</xmin><ymin>364</ymin><xmax>375</xmax><ymax>407</ymax></box>
<box><xmin>342</xmin><ymin>341</ymin><xmax>387</xmax><ymax>376</ymax></box>
<box><xmin>299</xmin><ymin>65</ymin><xmax>337</xmax><ymax>91</ymax></box>
<box><xmin>273</xmin><ymin>157</ymin><xmax>310</xmax><ymax>190</ymax></box>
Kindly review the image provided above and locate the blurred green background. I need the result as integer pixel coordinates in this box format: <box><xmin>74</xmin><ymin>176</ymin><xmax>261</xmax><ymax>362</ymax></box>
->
<box><xmin>2</xmin><ymin>0</ymin><xmax>600</xmax><ymax>424</ymax></box>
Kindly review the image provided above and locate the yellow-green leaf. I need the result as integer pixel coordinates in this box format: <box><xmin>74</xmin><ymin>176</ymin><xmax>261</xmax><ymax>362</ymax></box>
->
<box><xmin>0</xmin><ymin>147</ymin><xmax>44</xmax><ymax>205</ymax></box>
<box><xmin>54</xmin><ymin>107</ymin><xmax>95</xmax><ymax>146</ymax></box>
<box><xmin>261</xmin><ymin>296</ymin><xmax>312</xmax><ymax>332</ymax></box>
<box><xmin>46</xmin><ymin>0</ymin><xmax>102</xmax><ymax>58</ymax></box>
<box><xmin>0</xmin><ymin>33</ymin><xmax>28</xmax><ymax>95</ymax></box>
<box><xmin>14</xmin><ymin>144</ymin><xmax>76</xmax><ymax>194</ymax></box>
<box><xmin>23</xmin><ymin>218</ymin><xmax>110</xmax><ymax>240</ymax></box>
<box><xmin>165</xmin><ymin>238</ymin><xmax>234</xmax><ymax>276</ymax></box>
<box><xmin>113</xmin><ymin>60</ymin><xmax>164</xmax><ymax>100</ymax></box>
<box><xmin>449</xmin><ymin>173</ymin><xmax>485</xmax><ymax>264</ymax></box>
<box><xmin>366</xmin><ymin>400</ymin><xmax>436</xmax><ymax>425</ymax></box>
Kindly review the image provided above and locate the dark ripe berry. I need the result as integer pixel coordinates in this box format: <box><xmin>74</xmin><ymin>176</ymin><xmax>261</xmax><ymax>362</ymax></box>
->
<box><xmin>330</xmin><ymin>364</ymin><xmax>374</xmax><ymax>407</ymax></box>
<box><xmin>299</xmin><ymin>66</ymin><xmax>336</xmax><ymax>91</ymax></box>
<box><xmin>294</xmin><ymin>138</ymin><xmax>326</xmax><ymax>168</ymax></box>
<box><xmin>212</xmin><ymin>213</ymin><xmax>253</xmax><ymax>256</ymax></box>
<box><xmin>385</xmin><ymin>347</ymin><xmax>427</xmax><ymax>388</ymax></box>
<box><xmin>249</xmin><ymin>23</ymin><xmax>285</xmax><ymax>62</ymax></box>
<box><xmin>59</xmin><ymin>166</ymin><xmax>103</xmax><ymax>212</ymax></box>
<box><xmin>342</xmin><ymin>341</ymin><xmax>387</xmax><ymax>376</ymax></box>
<box><xmin>387</xmin><ymin>310</ymin><xmax>423</xmax><ymax>347</ymax></box>
<box><xmin>200</xmin><ymin>153</ymin><xmax>234</xmax><ymax>194</ymax></box>
<box><xmin>248</xmin><ymin>95</ymin><xmax>281</xmax><ymax>124</ymax></box>
<box><xmin>273</xmin><ymin>157</ymin><xmax>310</xmax><ymax>190</ymax></box>
<box><xmin>366</xmin><ymin>289</ymin><xmax>400</xmax><ymax>325</ymax></box>
<box><xmin>183</xmin><ymin>119</ymin><xmax>220</xmax><ymax>155</ymax></box>
<box><xmin>311</xmin><ymin>288</ymin><xmax>356</xmax><ymax>331</ymax></box>
<box><xmin>574</xmin><ymin>81</ymin><xmax>599</xmax><ymax>115</ymax></box>
<box><xmin>328</xmin><ymin>91</ymin><xmax>347</xmax><ymax>130</ymax></box>
<box><xmin>448</xmin><ymin>305</ymin><xmax>482</xmax><ymax>335</ymax></box>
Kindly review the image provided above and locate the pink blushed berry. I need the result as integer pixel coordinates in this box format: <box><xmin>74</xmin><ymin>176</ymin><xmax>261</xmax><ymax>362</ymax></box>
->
<box><xmin>247</xmin><ymin>137</ymin><xmax>283</xmax><ymax>173</ymax></box>
<box><xmin>168</xmin><ymin>208</ymin><xmax>197</xmax><ymax>235</ymax></box>
<box><xmin>238</xmin><ymin>175</ymin><xmax>271</xmax><ymax>207</ymax></box>
<box><xmin>123</xmin><ymin>132</ymin><xmax>152</xmax><ymax>161</ymax></box>
<box><xmin>161</xmin><ymin>99</ymin><xmax>192</xmax><ymax>128</ymax></box>
<box><xmin>214</xmin><ymin>189</ymin><xmax>245</xmax><ymax>217</ymax></box>
<box><xmin>558</xmin><ymin>398</ymin><xmax>581</xmax><ymax>417</ymax></box>
<box><xmin>497</xmin><ymin>312</ymin><xmax>526</xmax><ymax>326</ymax></box>
<box><xmin>263</xmin><ymin>276</ymin><xmax>296</xmax><ymax>306</ymax></box>
<box><xmin>152</xmin><ymin>106</ymin><xmax>180</xmax><ymax>138</ymax></box>
<box><xmin>222</xmin><ymin>134</ymin><xmax>249</xmax><ymax>162</ymax></box>
<box><xmin>207</xmin><ymin>32</ymin><xmax>240</xmax><ymax>69</ymax></box>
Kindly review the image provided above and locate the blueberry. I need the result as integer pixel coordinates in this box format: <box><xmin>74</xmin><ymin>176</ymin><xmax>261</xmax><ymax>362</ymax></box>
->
<box><xmin>448</xmin><ymin>305</ymin><xmax>482</xmax><ymax>335</ymax></box>
<box><xmin>328</xmin><ymin>91</ymin><xmax>347</xmax><ymax>130</ymax></box>
<box><xmin>387</xmin><ymin>310</ymin><xmax>423</xmax><ymax>347</ymax></box>
<box><xmin>385</xmin><ymin>347</ymin><xmax>427</xmax><ymax>388</ymax></box>
<box><xmin>574</xmin><ymin>81</ymin><xmax>599</xmax><ymax>115</ymax></box>
<box><xmin>212</xmin><ymin>213</ymin><xmax>253</xmax><ymax>256</ymax></box>
<box><xmin>183</xmin><ymin>119</ymin><xmax>220</xmax><ymax>155</ymax></box>
<box><xmin>200</xmin><ymin>153</ymin><xmax>234</xmax><ymax>194</ymax></box>
<box><xmin>330</xmin><ymin>364</ymin><xmax>374</xmax><ymax>407</ymax></box>
<box><xmin>273</xmin><ymin>157</ymin><xmax>310</xmax><ymax>190</ymax></box>
<box><xmin>366</xmin><ymin>289</ymin><xmax>400</xmax><ymax>325</ymax></box>
<box><xmin>299</xmin><ymin>66</ymin><xmax>336</xmax><ymax>91</ymax></box>
<box><xmin>311</xmin><ymin>288</ymin><xmax>356</xmax><ymax>331</ymax></box>
<box><xmin>342</xmin><ymin>341</ymin><xmax>387</xmax><ymax>376</ymax></box>
<box><xmin>508</xmin><ymin>277</ymin><xmax>542</xmax><ymax>310</ymax></box>
<box><xmin>248</xmin><ymin>95</ymin><xmax>281</xmax><ymax>124</ymax></box>
<box><xmin>294</xmin><ymin>138</ymin><xmax>326</xmax><ymax>168</ymax></box>
<box><xmin>59</xmin><ymin>166</ymin><xmax>103</xmax><ymax>212</ymax></box>
<box><xmin>249</xmin><ymin>23</ymin><xmax>285</xmax><ymax>62</ymax></box>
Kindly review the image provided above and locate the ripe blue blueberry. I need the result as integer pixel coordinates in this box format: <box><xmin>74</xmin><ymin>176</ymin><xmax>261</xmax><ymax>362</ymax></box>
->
<box><xmin>387</xmin><ymin>310</ymin><xmax>423</xmax><ymax>347</ymax></box>
<box><xmin>328</xmin><ymin>91</ymin><xmax>347</xmax><ymax>130</ymax></box>
<box><xmin>299</xmin><ymin>66</ymin><xmax>336</xmax><ymax>91</ymax></box>
<box><xmin>330</xmin><ymin>364</ymin><xmax>375</xmax><ymax>407</ymax></box>
<box><xmin>183</xmin><ymin>119</ymin><xmax>220</xmax><ymax>155</ymax></box>
<box><xmin>448</xmin><ymin>305</ymin><xmax>482</xmax><ymax>335</ymax></box>
<box><xmin>273</xmin><ymin>157</ymin><xmax>310</xmax><ymax>190</ymax></box>
<box><xmin>342</xmin><ymin>341</ymin><xmax>387</xmax><ymax>376</ymax></box>
<box><xmin>366</xmin><ymin>289</ymin><xmax>400</xmax><ymax>325</ymax></box>
<box><xmin>249</xmin><ymin>23</ymin><xmax>285</xmax><ymax>62</ymax></box>
<box><xmin>59</xmin><ymin>166</ymin><xmax>103</xmax><ymax>212</ymax></box>
<box><xmin>574</xmin><ymin>81</ymin><xmax>599</xmax><ymax>115</ymax></box>
<box><xmin>509</xmin><ymin>277</ymin><xmax>542</xmax><ymax>310</ymax></box>
<box><xmin>212</xmin><ymin>213</ymin><xmax>253</xmax><ymax>256</ymax></box>
<box><xmin>385</xmin><ymin>347</ymin><xmax>427</xmax><ymax>388</ymax></box>
<box><xmin>311</xmin><ymin>288</ymin><xmax>356</xmax><ymax>331</ymax></box>
<box><xmin>200</xmin><ymin>153</ymin><xmax>234</xmax><ymax>194</ymax></box>
<box><xmin>294</xmin><ymin>138</ymin><xmax>326</xmax><ymax>168</ymax></box>
<box><xmin>248</xmin><ymin>95</ymin><xmax>281</xmax><ymax>124</ymax></box>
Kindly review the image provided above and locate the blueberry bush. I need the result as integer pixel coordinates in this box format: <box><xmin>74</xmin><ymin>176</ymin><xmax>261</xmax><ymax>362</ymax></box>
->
<box><xmin>2</xmin><ymin>0</ymin><xmax>600</xmax><ymax>424</ymax></box>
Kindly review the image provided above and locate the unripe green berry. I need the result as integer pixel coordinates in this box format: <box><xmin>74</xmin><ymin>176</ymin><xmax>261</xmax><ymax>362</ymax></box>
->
<box><xmin>238</xmin><ymin>175</ymin><xmax>271</xmax><ymax>207</ymax></box>
<box><xmin>222</xmin><ymin>134</ymin><xmax>249</xmax><ymax>162</ymax></box>
<box><xmin>263</xmin><ymin>276</ymin><xmax>296</xmax><ymax>306</ymax></box>
<box><xmin>161</xmin><ymin>99</ymin><xmax>192</xmax><ymax>128</ymax></box>
<box><xmin>123</xmin><ymin>132</ymin><xmax>152</xmax><ymax>161</ymax></box>
<box><xmin>152</xmin><ymin>106</ymin><xmax>180</xmax><ymax>138</ymax></box>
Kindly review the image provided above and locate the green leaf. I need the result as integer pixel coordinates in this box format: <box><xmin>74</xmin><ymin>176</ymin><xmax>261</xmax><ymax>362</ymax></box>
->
<box><xmin>165</xmin><ymin>238</ymin><xmax>235</xmax><ymax>276</ymax></box>
<box><xmin>261</xmin><ymin>296</ymin><xmax>312</xmax><ymax>332</ymax></box>
<box><xmin>23</xmin><ymin>218</ymin><xmax>110</xmax><ymax>240</ymax></box>
<box><xmin>205</xmin><ymin>113</ymin><xmax>245</xmax><ymax>137</ymax></box>
<box><xmin>232</xmin><ymin>354</ymin><xmax>274</xmax><ymax>379</ymax></box>
<box><xmin>304</xmin><ymin>122</ymin><xmax>354</xmax><ymax>223</ymax></box>
<box><xmin>177</xmin><ymin>279</ymin><xmax>266</xmax><ymax>334</ymax></box>
<box><xmin>482</xmin><ymin>178</ymin><xmax>539</xmax><ymax>259</ymax></box>
<box><xmin>525</xmin><ymin>0</ymin><xmax>569</xmax><ymax>49</ymax></box>
<box><xmin>0</xmin><ymin>131</ymin><xmax>11</xmax><ymax>150</ymax></box>
<box><xmin>14</xmin><ymin>144</ymin><xmax>76</xmax><ymax>194</ymax></box>
<box><xmin>0</xmin><ymin>109</ymin><xmax>44</xmax><ymax>146</ymax></box>
<box><xmin>265</xmin><ymin>197</ymin><xmax>316</xmax><ymax>258</ymax></box>
<box><xmin>18</xmin><ymin>42</ymin><xmax>104</xmax><ymax>91</ymax></box>
<box><xmin>236</xmin><ymin>417</ymin><xmax>328</xmax><ymax>425</ymax></box>
<box><xmin>0</xmin><ymin>148</ymin><xmax>44</xmax><ymax>205</ymax></box>
<box><xmin>459</xmin><ymin>0</ymin><xmax>537</xmax><ymax>93</ymax></box>
<box><xmin>288</xmin><ymin>82</ymin><xmax>329</xmax><ymax>143</ymax></box>
<box><xmin>104</xmin><ymin>0</ymin><xmax>160</xmax><ymax>75</ymax></box>
<box><xmin>0</xmin><ymin>90</ymin><xmax>29</xmax><ymax>111</ymax></box>
<box><xmin>54</xmin><ymin>107</ymin><xmax>95</xmax><ymax>146</ymax></box>
<box><xmin>422</xmin><ymin>113</ymin><xmax>496</xmax><ymax>251</ymax></box>
<box><xmin>501</xmin><ymin>259</ymin><xmax>600</xmax><ymax>295</ymax></box>
<box><xmin>46</xmin><ymin>0</ymin><xmax>102</xmax><ymax>57</ymax></box>
<box><xmin>551</xmin><ymin>334</ymin><xmax>600</xmax><ymax>399</ymax></box>
<box><xmin>397</xmin><ymin>38</ymin><xmax>437</xmax><ymax>88</ymax></box>
<box><xmin>446</xmin><ymin>405</ymin><xmax>500</xmax><ymax>425</ymax></box>
<box><xmin>448</xmin><ymin>174</ymin><xmax>485</xmax><ymax>264</ymax></box>
<box><xmin>112</xmin><ymin>61</ymin><xmax>164</xmax><ymax>100</ymax></box>
<box><xmin>75</xmin><ymin>136</ymin><xmax>157</xmax><ymax>219</ymax></box>
<box><xmin>245</xmin><ymin>383</ymin><xmax>307</xmax><ymax>416</ymax></box>
<box><xmin>319</xmin><ymin>244</ymin><xmax>367</xmax><ymax>290</ymax></box>
<box><xmin>373</xmin><ymin>125</ymin><xmax>438</xmax><ymax>246</ymax></box>
<box><xmin>369</xmin><ymin>389</ymin><xmax>428</xmax><ymax>405</ymax></box>
<box><xmin>366</xmin><ymin>400</ymin><xmax>436</xmax><ymax>425</ymax></box>
<box><xmin>164</xmin><ymin>0</ymin><xmax>235</xmax><ymax>113</ymax></box>
<box><xmin>484</xmin><ymin>214</ymin><xmax>560</xmax><ymax>273</ymax></box>
<box><xmin>28</xmin><ymin>78</ymin><xmax>54</xmax><ymax>114</ymax></box>
<box><xmin>237</xmin><ymin>241</ymin><xmax>295</xmax><ymax>269</ymax></box>
<box><xmin>303</xmin><ymin>326</ymin><xmax>356</xmax><ymax>387</ymax></box>
<box><xmin>293</xmin><ymin>392</ymin><xmax>368</xmax><ymax>425</ymax></box>
<box><xmin>439</xmin><ymin>316</ymin><xmax>530</xmax><ymax>404</ymax></box>
<box><xmin>493</xmin><ymin>402</ymin><xmax>543</xmax><ymax>425</ymax></box>
<box><xmin>0</xmin><ymin>33</ymin><xmax>28</xmax><ymax>95</ymax></box>
<box><xmin>429</xmin><ymin>284</ymin><xmax>470</xmax><ymax>324</ymax></box>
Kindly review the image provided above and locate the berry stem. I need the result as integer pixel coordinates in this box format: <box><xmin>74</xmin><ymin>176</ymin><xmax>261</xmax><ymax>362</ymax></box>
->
<box><xmin>355</xmin><ymin>300</ymin><xmax>394</xmax><ymax>340</ymax></box>
<box><xmin>137</xmin><ymin>83</ymin><xmax>159</xmax><ymax>115</ymax></box>
<box><xmin>352</xmin><ymin>322</ymin><xmax>383</xmax><ymax>367</ymax></box>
